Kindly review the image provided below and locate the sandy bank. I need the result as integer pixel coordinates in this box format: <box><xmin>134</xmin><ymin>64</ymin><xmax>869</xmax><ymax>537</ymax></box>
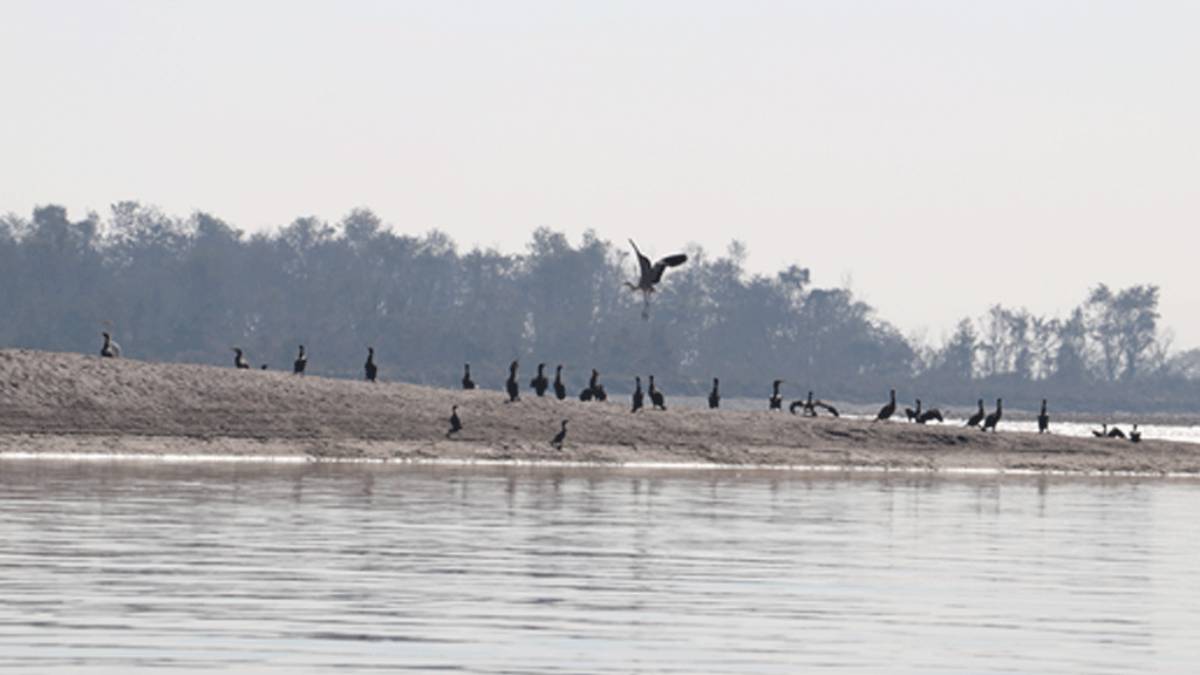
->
<box><xmin>2</xmin><ymin>349</ymin><xmax>1198</xmax><ymax>474</ymax></box>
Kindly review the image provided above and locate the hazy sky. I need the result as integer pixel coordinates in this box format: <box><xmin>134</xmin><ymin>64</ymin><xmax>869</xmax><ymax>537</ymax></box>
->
<box><xmin>3</xmin><ymin>1</ymin><xmax>1197</xmax><ymax>348</ymax></box>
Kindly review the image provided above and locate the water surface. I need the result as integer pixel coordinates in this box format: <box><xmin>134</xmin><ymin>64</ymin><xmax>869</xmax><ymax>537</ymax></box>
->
<box><xmin>0</xmin><ymin>460</ymin><xmax>1196</xmax><ymax>673</ymax></box>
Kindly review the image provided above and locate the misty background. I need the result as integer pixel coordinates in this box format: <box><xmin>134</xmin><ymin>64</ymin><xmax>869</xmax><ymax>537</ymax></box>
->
<box><xmin>2</xmin><ymin>2</ymin><xmax>1198</xmax><ymax>348</ymax></box>
<box><xmin>2</xmin><ymin>202</ymin><xmax>1197</xmax><ymax>413</ymax></box>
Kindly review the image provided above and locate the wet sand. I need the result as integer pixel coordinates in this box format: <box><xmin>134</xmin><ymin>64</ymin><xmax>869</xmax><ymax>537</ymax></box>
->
<box><xmin>2</xmin><ymin>349</ymin><xmax>1197</xmax><ymax>474</ymax></box>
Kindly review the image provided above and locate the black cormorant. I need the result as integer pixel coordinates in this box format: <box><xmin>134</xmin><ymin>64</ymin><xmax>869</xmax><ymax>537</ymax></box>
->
<box><xmin>648</xmin><ymin>375</ymin><xmax>666</xmax><ymax>410</ymax></box>
<box><xmin>462</xmin><ymin>363</ymin><xmax>476</xmax><ymax>390</ymax></box>
<box><xmin>580</xmin><ymin>369</ymin><xmax>606</xmax><ymax>401</ymax></box>
<box><xmin>917</xmin><ymin>406</ymin><xmax>944</xmax><ymax>424</ymax></box>
<box><xmin>1037</xmin><ymin>399</ymin><xmax>1049</xmax><ymax>434</ymax></box>
<box><xmin>1130</xmin><ymin>424</ymin><xmax>1141</xmax><ymax>443</ymax></box>
<box><xmin>505</xmin><ymin>360</ymin><xmax>520</xmax><ymax>402</ymax></box>
<box><xmin>1092</xmin><ymin>423</ymin><xmax>1107</xmax><ymax>438</ymax></box>
<box><xmin>447</xmin><ymin>405</ymin><xmax>462</xmax><ymax>437</ymax></box>
<box><xmin>631</xmin><ymin>376</ymin><xmax>644</xmax><ymax>413</ymax></box>
<box><xmin>233</xmin><ymin>348</ymin><xmax>250</xmax><ymax>369</ymax></box>
<box><xmin>100</xmin><ymin>332</ymin><xmax>121</xmax><ymax>358</ymax></box>
<box><xmin>769</xmin><ymin>380</ymin><xmax>783</xmax><ymax>411</ymax></box>
<box><xmin>551</xmin><ymin>420</ymin><xmax>568</xmax><ymax>449</ymax></box>
<box><xmin>293</xmin><ymin>345</ymin><xmax>307</xmax><ymax>375</ymax></box>
<box><xmin>815</xmin><ymin>399</ymin><xmax>840</xmax><ymax>417</ymax></box>
<box><xmin>626</xmin><ymin>239</ymin><xmax>688</xmax><ymax>319</ymax></box>
<box><xmin>905</xmin><ymin>399</ymin><xmax>922</xmax><ymax>422</ymax></box>
<box><xmin>553</xmin><ymin>365</ymin><xmax>567</xmax><ymax>400</ymax></box>
<box><xmin>1107</xmin><ymin>425</ymin><xmax>1126</xmax><ymax>439</ymax></box>
<box><xmin>364</xmin><ymin>347</ymin><xmax>377</xmax><ymax>382</ymax></box>
<box><xmin>530</xmin><ymin>363</ymin><xmax>549</xmax><ymax>397</ymax></box>
<box><xmin>875</xmin><ymin>389</ymin><xmax>897</xmax><ymax>422</ymax></box>
<box><xmin>708</xmin><ymin>378</ymin><xmax>720</xmax><ymax>409</ymax></box>
<box><xmin>965</xmin><ymin>399</ymin><xmax>985</xmax><ymax>428</ymax></box>
<box><xmin>982</xmin><ymin>398</ymin><xmax>1002</xmax><ymax>432</ymax></box>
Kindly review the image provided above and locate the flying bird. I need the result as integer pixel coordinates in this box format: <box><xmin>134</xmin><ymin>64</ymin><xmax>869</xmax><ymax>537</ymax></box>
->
<box><xmin>625</xmin><ymin>239</ymin><xmax>687</xmax><ymax>319</ymax></box>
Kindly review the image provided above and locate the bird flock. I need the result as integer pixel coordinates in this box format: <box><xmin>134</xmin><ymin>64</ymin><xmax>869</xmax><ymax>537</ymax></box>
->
<box><xmin>96</xmin><ymin>333</ymin><xmax>1149</xmax><ymax>449</ymax></box>
<box><xmin>90</xmin><ymin>241</ymin><xmax>1143</xmax><ymax>450</ymax></box>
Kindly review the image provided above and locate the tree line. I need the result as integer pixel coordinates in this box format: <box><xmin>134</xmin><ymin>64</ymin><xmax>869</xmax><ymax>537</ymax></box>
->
<box><xmin>2</xmin><ymin>202</ymin><xmax>1197</xmax><ymax>413</ymax></box>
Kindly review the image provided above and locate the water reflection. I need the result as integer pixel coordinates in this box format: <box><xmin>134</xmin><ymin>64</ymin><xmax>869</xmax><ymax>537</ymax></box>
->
<box><xmin>0</xmin><ymin>460</ymin><xmax>1196</xmax><ymax>674</ymax></box>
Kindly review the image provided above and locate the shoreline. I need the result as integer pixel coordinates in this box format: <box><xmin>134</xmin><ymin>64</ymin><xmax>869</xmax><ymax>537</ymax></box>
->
<box><xmin>4</xmin><ymin>349</ymin><xmax>1200</xmax><ymax>476</ymax></box>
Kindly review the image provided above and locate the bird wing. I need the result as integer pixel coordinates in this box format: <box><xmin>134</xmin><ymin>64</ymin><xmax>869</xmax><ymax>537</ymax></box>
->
<box><xmin>628</xmin><ymin>239</ymin><xmax>651</xmax><ymax>281</ymax></box>
<box><xmin>650</xmin><ymin>254</ymin><xmax>688</xmax><ymax>283</ymax></box>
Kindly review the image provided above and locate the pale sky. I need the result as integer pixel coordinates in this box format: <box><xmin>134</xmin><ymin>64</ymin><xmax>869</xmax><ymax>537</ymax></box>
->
<box><xmin>2</xmin><ymin>1</ymin><xmax>1197</xmax><ymax>348</ymax></box>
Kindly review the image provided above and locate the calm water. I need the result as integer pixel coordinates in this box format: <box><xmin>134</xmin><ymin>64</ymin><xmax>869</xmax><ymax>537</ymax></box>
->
<box><xmin>1</xmin><ymin>459</ymin><xmax>1197</xmax><ymax>673</ymax></box>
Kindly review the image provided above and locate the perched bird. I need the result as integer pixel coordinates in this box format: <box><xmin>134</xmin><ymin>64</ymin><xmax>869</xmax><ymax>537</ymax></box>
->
<box><xmin>965</xmin><ymin>399</ymin><xmax>985</xmax><ymax>428</ymax></box>
<box><xmin>905</xmin><ymin>399</ymin><xmax>922</xmax><ymax>422</ymax></box>
<box><xmin>462</xmin><ymin>363</ymin><xmax>476</xmax><ymax>390</ymax></box>
<box><xmin>505</xmin><ymin>360</ymin><xmax>520</xmax><ymax>402</ymax></box>
<box><xmin>625</xmin><ymin>239</ymin><xmax>688</xmax><ymax>319</ymax></box>
<box><xmin>1130</xmin><ymin>424</ymin><xmax>1142</xmax><ymax>443</ymax></box>
<box><xmin>917</xmin><ymin>407</ymin><xmax>944</xmax><ymax>424</ymax></box>
<box><xmin>1037</xmin><ymin>399</ymin><xmax>1050</xmax><ymax>434</ymax></box>
<box><xmin>648</xmin><ymin>375</ymin><xmax>666</xmax><ymax>410</ymax></box>
<box><xmin>790</xmin><ymin>391</ymin><xmax>817</xmax><ymax>416</ymax></box>
<box><xmin>1092</xmin><ymin>423</ymin><xmax>1108</xmax><ymax>438</ymax></box>
<box><xmin>364</xmin><ymin>347</ymin><xmax>377</xmax><ymax>382</ymax></box>
<box><xmin>553</xmin><ymin>365</ymin><xmax>567</xmax><ymax>400</ymax></box>
<box><xmin>769</xmin><ymin>380</ymin><xmax>784</xmax><ymax>411</ymax></box>
<box><xmin>982</xmin><ymin>398</ymin><xmax>1003</xmax><ymax>432</ymax></box>
<box><xmin>875</xmin><ymin>389</ymin><xmax>897</xmax><ymax>422</ymax></box>
<box><xmin>233</xmin><ymin>347</ymin><xmax>250</xmax><ymax>369</ymax></box>
<box><xmin>260</xmin><ymin>364</ymin><xmax>268</xmax><ymax>370</ymax></box>
<box><xmin>708</xmin><ymin>378</ymin><xmax>720</xmax><ymax>409</ymax></box>
<box><xmin>580</xmin><ymin>369</ymin><xmax>606</xmax><ymax>401</ymax></box>
<box><xmin>1107</xmin><ymin>425</ymin><xmax>1127</xmax><ymax>439</ymax></box>
<box><xmin>447</xmin><ymin>405</ymin><xmax>462</xmax><ymax>437</ymax></box>
<box><xmin>530</xmin><ymin>363</ymin><xmax>549</xmax><ymax>397</ymax></box>
<box><xmin>293</xmin><ymin>345</ymin><xmax>307</xmax><ymax>375</ymax></box>
<box><xmin>551</xmin><ymin>420</ymin><xmax>568</xmax><ymax>450</ymax></box>
<box><xmin>100</xmin><ymin>331</ymin><xmax>121</xmax><ymax>358</ymax></box>
<box><xmin>631</xmin><ymin>376</ymin><xmax>645</xmax><ymax>413</ymax></box>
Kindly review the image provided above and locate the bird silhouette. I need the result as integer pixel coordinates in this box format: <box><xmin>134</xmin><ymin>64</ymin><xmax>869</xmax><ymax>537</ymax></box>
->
<box><xmin>364</xmin><ymin>347</ymin><xmax>377</xmax><ymax>382</ymax></box>
<box><xmin>505</xmin><ymin>361</ymin><xmax>520</xmax><ymax>402</ymax></box>
<box><xmin>1037</xmin><ymin>399</ymin><xmax>1049</xmax><ymax>434</ymax></box>
<box><xmin>965</xmin><ymin>399</ymin><xmax>985</xmax><ymax>428</ymax></box>
<box><xmin>530</xmin><ymin>363</ymin><xmax>549</xmax><ymax>397</ymax></box>
<box><xmin>553</xmin><ymin>365</ymin><xmax>567</xmax><ymax>400</ymax></box>
<box><xmin>708</xmin><ymin>378</ymin><xmax>720</xmax><ymax>409</ymax></box>
<box><xmin>769</xmin><ymin>380</ymin><xmax>784</xmax><ymax>411</ymax></box>
<box><xmin>982</xmin><ymin>398</ymin><xmax>1003</xmax><ymax>432</ymax></box>
<box><xmin>462</xmin><ymin>363</ymin><xmax>476</xmax><ymax>390</ymax></box>
<box><xmin>293</xmin><ymin>345</ymin><xmax>307</xmax><ymax>375</ymax></box>
<box><xmin>648</xmin><ymin>375</ymin><xmax>666</xmax><ymax>410</ymax></box>
<box><xmin>100</xmin><ymin>332</ymin><xmax>121</xmax><ymax>358</ymax></box>
<box><xmin>447</xmin><ymin>405</ymin><xmax>462</xmax><ymax>437</ymax></box>
<box><xmin>875</xmin><ymin>389</ymin><xmax>897</xmax><ymax>422</ymax></box>
<box><xmin>233</xmin><ymin>348</ymin><xmax>250</xmax><ymax>369</ymax></box>
<box><xmin>625</xmin><ymin>239</ymin><xmax>688</xmax><ymax>319</ymax></box>
<box><xmin>631</xmin><ymin>376</ymin><xmax>644</xmax><ymax>413</ymax></box>
<box><xmin>551</xmin><ymin>420</ymin><xmax>568</xmax><ymax>449</ymax></box>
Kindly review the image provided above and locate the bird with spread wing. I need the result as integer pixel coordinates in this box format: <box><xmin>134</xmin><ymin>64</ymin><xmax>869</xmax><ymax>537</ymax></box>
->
<box><xmin>625</xmin><ymin>239</ymin><xmax>687</xmax><ymax>319</ymax></box>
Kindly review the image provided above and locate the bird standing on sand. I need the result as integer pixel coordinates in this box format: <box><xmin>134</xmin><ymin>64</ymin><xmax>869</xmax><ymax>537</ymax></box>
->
<box><xmin>100</xmin><ymin>332</ymin><xmax>121</xmax><ymax>358</ymax></box>
<box><xmin>631</xmin><ymin>376</ymin><xmax>644</xmax><ymax>413</ymax></box>
<box><xmin>505</xmin><ymin>360</ymin><xmax>520</xmax><ymax>402</ymax></box>
<box><xmin>1130</xmin><ymin>424</ymin><xmax>1141</xmax><ymax>443</ymax></box>
<box><xmin>1037</xmin><ymin>399</ymin><xmax>1050</xmax><ymax>434</ymax></box>
<box><xmin>553</xmin><ymin>365</ymin><xmax>567</xmax><ymax>400</ymax></box>
<box><xmin>293</xmin><ymin>345</ymin><xmax>307</xmax><ymax>375</ymax></box>
<box><xmin>1107</xmin><ymin>425</ymin><xmax>1126</xmax><ymax>439</ymax></box>
<box><xmin>447</xmin><ymin>405</ymin><xmax>462</xmax><ymax>437</ymax></box>
<box><xmin>625</xmin><ymin>239</ymin><xmax>688</xmax><ymax>319</ymax></box>
<box><xmin>769</xmin><ymin>380</ymin><xmax>784</xmax><ymax>411</ymax></box>
<box><xmin>364</xmin><ymin>347</ymin><xmax>378</xmax><ymax>382</ymax></box>
<box><xmin>530</xmin><ymin>363</ymin><xmax>549</xmax><ymax>397</ymax></box>
<box><xmin>875</xmin><ymin>389</ymin><xmax>897</xmax><ymax>422</ymax></box>
<box><xmin>551</xmin><ymin>420</ymin><xmax>568</xmax><ymax>449</ymax></box>
<box><xmin>580</xmin><ymin>369</ymin><xmax>606</xmax><ymax>401</ymax></box>
<box><xmin>815</xmin><ymin>398</ymin><xmax>840</xmax><ymax>417</ymax></box>
<box><xmin>462</xmin><ymin>363</ymin><xmax>476</xmax><ymax>390</ymax></box>
<box><xmin>1092</xmin><ymin>423</ymin><xmax>1107</xmax><ymax>438</ymax></box>
<box><xmin>965</xmin><ymin>399</ymin><xmax>985</xmax><ymax>428</ymax></box>
<box><xmin>233</xmin><ymin>348</ymin><xmax>250</xmax><ymax>369</ymax></box>
<box><xmin>708</xmin><ymin>378</ymin><xmax>720</xmax><ymax>409</ymax></box>
<box><xmin>905</xmin><ymin>399</ymin><xmax>922</xmax><ymax>422</ymax></box>
<box><xmin>649</xmin><ymin>375</ymin><xmax>666</xmax><ymax>410</ymax></box>
<box><xmin>982</xmin><ymin>398</ymin><xmax>1002</xmax><ymax>432</ymax></box>
<box><xmin>917</xmin><ymin>406</ymin><xmax>944</xmax><ymax>424</ymax></box>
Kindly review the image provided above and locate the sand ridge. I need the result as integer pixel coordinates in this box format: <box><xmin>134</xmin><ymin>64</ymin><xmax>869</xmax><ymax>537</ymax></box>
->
<box><xmin>2</xmin><ymin>349</ymin><xmax>1198</xmax><ymax>474</ymax></box>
